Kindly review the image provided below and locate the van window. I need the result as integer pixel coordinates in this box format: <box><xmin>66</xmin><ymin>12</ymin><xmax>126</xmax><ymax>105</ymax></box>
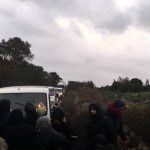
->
<box><xmin>0</xmin><ymin>93</ymin><xmax>47</xmax><ymax>116</ymax></box>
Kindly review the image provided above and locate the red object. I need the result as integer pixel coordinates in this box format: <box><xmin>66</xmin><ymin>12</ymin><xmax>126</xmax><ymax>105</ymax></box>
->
<box><xmin>108</xmin><ymin>102</ymin><xmax>122</xmax><ymax>118</ymax></box>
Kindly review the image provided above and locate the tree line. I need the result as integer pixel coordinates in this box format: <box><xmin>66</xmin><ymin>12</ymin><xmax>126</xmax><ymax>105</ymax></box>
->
<box><xmin>67</xmin><ymin>81</ymin><xmax>95</xmax><ymax>90</ymax></box>
<box><xmin>107</xmin><ymin>77</ymin><xmax>149</xmax><ymax>93</ymax></box>
<box><xmin>0</xmin><ymin>37</ymin><xmax>61</xmax><ymax>87</ymax></box>
<box><xmin>1</xmin><ymin>37</ymin><xmax>148</xmax><ymax>93</ymax></box>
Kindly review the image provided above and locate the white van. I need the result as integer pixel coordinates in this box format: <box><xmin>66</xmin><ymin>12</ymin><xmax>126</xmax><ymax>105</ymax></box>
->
<box><xmin>0</xmin><ymin>86</ymin><xmax>51</xmax><ymax>119</ymax></box>
<box><xmin>48</xmin><ymin>86</ymin><xmax>55</xmax><ymax>102</ymax></box>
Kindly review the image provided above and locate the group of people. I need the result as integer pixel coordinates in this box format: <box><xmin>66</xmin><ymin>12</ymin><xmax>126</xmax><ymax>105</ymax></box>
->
<box><xmin>0</xmin><ymin>99</ymin><xmax>77</xmax><ymax>150</ymax></box>
<box><xmin>87</xmin><ymin>100</ymin><xmax>127</xmax><ymax>150</ymax></box>
<box><xmin>0</xmin><ymin>98</ymin><xmax>127</xmax><ymax>150</ymax></box>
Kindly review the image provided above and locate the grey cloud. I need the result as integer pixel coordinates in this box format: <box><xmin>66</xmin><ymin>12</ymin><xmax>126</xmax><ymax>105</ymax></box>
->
<box><xmin>18</xmin><ymin>0</ymin><xmax>150</xmax><ymax>32</ymax></box>
<box><xmin>0</xmin><ymin>8</ymin><xmax>15</xmax><ymax>18</ymax></box>
<box><xmin>0</xmin><ymin>1</ymin><xmax>53</xmax><ymax>39</ymax></box>
<box><xmin>19</xmin><ymin>0</ymin><xmax>132</xmax><ymax>33</ymax></box>
<box><xmin>134</xmin><ymin>0</ymin><xmax>150</xmax><ymax>30</ymax></box>
<box><xmin>41</xmin><ymin>54</ymin><xmax>148</xmax><ymax>86</ymax></box>
<box><xmin>97</xmin><ymin>13</ymin><xmax>132</xmax><ymax>33</ymax></box>
<box><xmin>2</xmin><ymin>0</ymin><xmax>150</xmax><ymax>86</ymax></box>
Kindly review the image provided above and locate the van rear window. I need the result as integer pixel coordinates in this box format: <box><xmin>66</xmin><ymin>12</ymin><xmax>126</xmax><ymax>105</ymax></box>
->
<box><xmin>0</xmin><ymin>93</ymin><xmax>47</xmax><ymax>116</ymax></box>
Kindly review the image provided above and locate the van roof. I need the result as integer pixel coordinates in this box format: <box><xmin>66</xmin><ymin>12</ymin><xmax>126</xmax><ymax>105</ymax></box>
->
<box><xmin>0</xmin><ymin>86</ymin><xmax>50</xmax><ymax>93</ymax></box>
<box><xmin>48</xmin><ymin>86</ymin><xmax>55</xmax><ymax>89</ymax></box>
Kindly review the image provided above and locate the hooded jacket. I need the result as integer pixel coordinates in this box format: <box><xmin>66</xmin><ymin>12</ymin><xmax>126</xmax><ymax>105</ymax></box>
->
<box><xmin>3</xmin><ymin>109</ymin><xmax>35</xmax><ymax>150</ymax></box>
<box><xmin>87</xmin><ymin>104</ymin><xmax>117</xmax><ymax>150</ymax></box>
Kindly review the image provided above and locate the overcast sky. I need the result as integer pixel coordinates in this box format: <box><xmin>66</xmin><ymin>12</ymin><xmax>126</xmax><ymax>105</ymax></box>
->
<box><xmin>1</xmin><ymin>0</ymin><xmax>150</xmax><ymax>86</ymax></box>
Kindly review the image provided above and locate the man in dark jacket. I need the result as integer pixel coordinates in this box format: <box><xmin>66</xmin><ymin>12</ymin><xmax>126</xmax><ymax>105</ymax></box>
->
<box><xmin>3</xmin><ymin>109</ymin><xmax>35</xmax><ymax>150</ymax></box>
<box><xmin>51</xmin><ymin>108</ymin><xmax>77</xmax><ymax>142</ymax></box>
<box><xmin>87</xmin><ymin>103</ymin><xmax>117</xmax><ymax>150</ymax></box>
<box><xmin>107</xmin><ymin>100</ymin><xmax>127</xmax><ymax>144</ymax></box>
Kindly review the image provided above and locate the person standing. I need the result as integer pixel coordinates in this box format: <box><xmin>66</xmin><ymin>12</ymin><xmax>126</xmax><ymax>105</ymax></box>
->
<box><xmin>87</xmin><ymin>103</ymin><xmax>117</xmax><ymax>150</ymax></box>
<box><xmin>3</xmin><ymin>109</ymin><xmax>35</xmax><ymax>150</ymax></box>
<box><xmin>107</xmin><ymin>100</ymin><xmax>127</xmax><ymax>145</ymax></box>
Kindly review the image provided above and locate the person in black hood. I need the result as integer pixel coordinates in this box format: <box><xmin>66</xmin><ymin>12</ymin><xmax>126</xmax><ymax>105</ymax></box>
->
<box><xmin>89</xmin><ymin>103</ymin><xmax>103</xmax><ymax>122</ymax></box>
<box><xmin>87</xmin><ymin>103</ymin><xmax>117</xmax><ymax>150</ymax></box>
<box><xmin>24</xmin><ymin>102</ymin><xmax>39</xmax><ymax>127</ymax></box>
<box><xmin>3</xmin><ymin>109</ymin><xmax>35</xmax><ymax>150</ymax></box>
<box><xmin>51</xmin><ymin>108</ymin><xmax>77</xmax><ymax>142</ymax></box>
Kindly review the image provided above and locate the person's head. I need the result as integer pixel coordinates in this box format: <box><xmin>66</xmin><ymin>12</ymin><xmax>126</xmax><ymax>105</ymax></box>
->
<box><xmin>89</xmin><ymin>103</ymin><xmax>102</xmax><ymax>118</ymax></box>
<box><xmin>114</xmin><ymin>100</ymin><xmax>126</xmax><ymax>112</ymax></box>
<box><xmin>36</xmin><ymin>116</ymin><xmax>51</xmax><ymax>131</ymax></box>
<box><xmin>8</xmin><ymin>109</ymin><xmax>23</xmax><ymax>126</ymax></box>
<box><xmin>25</xmin><ymin>102</ymin><xmax>36</xmax><ymax>115</ymax></box>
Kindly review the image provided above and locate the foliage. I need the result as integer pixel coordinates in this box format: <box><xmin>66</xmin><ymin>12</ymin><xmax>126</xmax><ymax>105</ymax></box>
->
<box><xmin>109</xmin><ymin>77</ymin><xmax>145</xmax><ymax>93</ymax></box>
<box><xmin>67</xmin><ymin>81</ymin><xmax>95</xmax><ymax>90</ymax></box>
<box><xmin>124</xmin><ymin>103</ymin><xmax>150</xmax><ymax>145</ymax></box>
<box><xmin>0</xmin><ymin>37</ymin><xmax>61</xmax><ymax>87</ymax></box>
<box><xmin>112</xmin><ymin>77</ymin><xmax>130</xmax><ymax>93</ymax></box>
<box><xmin>130</xmin><ymin>78</ymin><xmax>143</xmax><ymax>92</ymax></box>
<box><xmin>62</xmin><ymin>87</ymin><xmax>104</xmax><ymax>142</ymax></box>
<box><xmin>62</xmin><ymin>88</ymin><xmax>150</xmax><ymax>148</ymax></box>
<box><xmin>145</xmin><ymin>79</ymin><xmax>149</xmax><ymax>86</ymax></box>
<box><xmin>0</xmin><ymin>37</ymin><xmax>33</xmax><ymax>62</ymax></box>
<box><xmin>47</xmin><ymin>72</ymin><xmax>62</xmax><ymax>86</ymax></box>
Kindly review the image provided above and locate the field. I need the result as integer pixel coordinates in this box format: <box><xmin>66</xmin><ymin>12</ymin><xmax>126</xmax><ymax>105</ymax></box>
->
<box><xmin>62</xmin><ymin>88</ymin><xmax>150</xmax><ymax>149</ymax></box>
